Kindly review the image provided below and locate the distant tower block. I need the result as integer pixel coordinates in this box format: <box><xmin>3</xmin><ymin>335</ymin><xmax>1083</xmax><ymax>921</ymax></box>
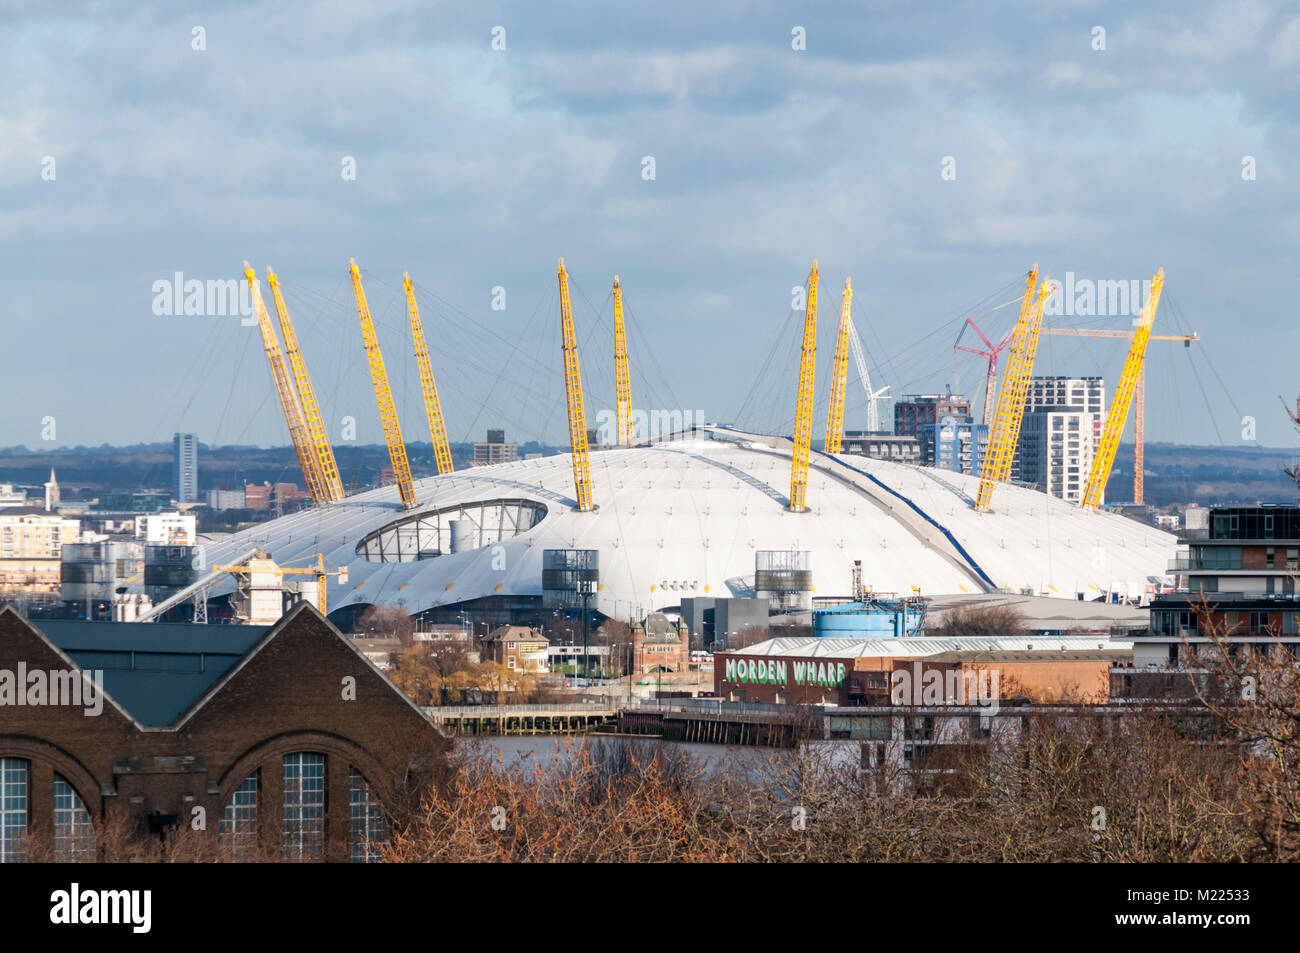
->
<box><xmin>755</xmin><ymin>550</ymin><xmax>813</xmax><ymax>613</ymax></box>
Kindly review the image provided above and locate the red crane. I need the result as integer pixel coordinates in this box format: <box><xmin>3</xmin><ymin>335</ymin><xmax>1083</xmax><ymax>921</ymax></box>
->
<box><xmin>954</xmin><ymin>317</ymin><xmax>1015</xmax><ymax>428</ymax></box>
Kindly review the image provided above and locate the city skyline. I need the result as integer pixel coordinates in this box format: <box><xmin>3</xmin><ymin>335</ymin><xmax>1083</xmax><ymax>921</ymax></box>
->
<box><xmin>1</xmin><ymin>1</ymin><xmax>1296</xmax><ymax>449</ymax></box>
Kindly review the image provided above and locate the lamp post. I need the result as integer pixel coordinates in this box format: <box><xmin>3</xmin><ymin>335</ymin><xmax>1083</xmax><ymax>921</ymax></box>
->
<box><xmin>578</xmin><ymin>579</ymin><xmax>597</xmax><ymax>688</ymax></box>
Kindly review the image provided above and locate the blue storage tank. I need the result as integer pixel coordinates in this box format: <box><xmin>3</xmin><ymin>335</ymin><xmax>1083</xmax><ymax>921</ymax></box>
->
<box><xmin>812</xmin><ymin>597</ymin><xmax>926</xmax><ymax>638</ymax></box>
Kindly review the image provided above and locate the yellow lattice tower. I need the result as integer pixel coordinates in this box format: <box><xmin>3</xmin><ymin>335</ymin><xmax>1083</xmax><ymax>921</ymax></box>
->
<box><xmin>1081</xmin><ymin>268</ymin><xmax>1165</xmax><ymax>511</ymax></box>
<box><xmin>789</xmin><ymin>260</ymin><xmax>819</xmax><ymax>512</ymax></box>
<box><xmin>266</xmin><ymin>267</ymin><xmax>345</xmax><ymax>502</ymax></box>
<box><xmin>558</xmin><ymin>258</ymin><xmax>594</xmax><ymax>511</ymax></box>
<box><xmin>824</xmin><ymin>276</ymin><xmax>852</xmax><ymax>454</ymax></box>
<box><xmin>974</xmin><ymin>265</ymin><xmax>1039</xmax><ymax>512</ymax></box>
<box><xmin>349</xmin><ymin>259</ymin><xmax>417</xmax><ymax>510</ymax></box>
<box><xmin>403</xmin><ymin>273</ymin><xmax>455</xmax><ymax>476</ymax></box>
<box><xmin>995</xmin><ymin>277</ymin><xmax>1052</xmax><ymax>485</ymax></box>
<box><xmin>243</xmin><ymin>262</ymin><xmax>329</xmax><ymax>505</ymax></box>
<box><xmin>612</xmin><ymin>276</ymin><xmax>634</xmax><ymax>446</ymax></box>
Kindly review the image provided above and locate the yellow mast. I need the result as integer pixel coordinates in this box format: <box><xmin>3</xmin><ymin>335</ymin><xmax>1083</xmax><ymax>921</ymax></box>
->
<box><xmin>266</xmin><ymin>267</ymin><xmax>345</xmax><ymax>502</ymax></box>
<box><xmin>997</xmin><ymin>279</ymin><xmax>1050</xmax><ymax>484</ymax></box>
<box><xmin>348</xmin><ymin>259</ymin><xmax>417</xmax><ymax>510</ymax></box>
<box><xmin>974</xmin><ymin>265</ymin><xmax>1048</xmax><ymax>512</ymax></box>
<box><xmin>557</xmin><ymin>259</ymin><xmax>594</xmax><ymax>511</ymax></box>
<box><xmin>824</xmin><ymin>276</ymin><xmax>852</xmax><ymax>454</ymax></box>
<box><xmin>1041</xmin><ymin>326</ymin><xmax>1197</xmax><ymax>504</ymax></box>
<box><xmin>1081</xmin><ymin>268</ymin><xmax>1165</xmax><ymax>511</ymax></box>
<box><xmin>789</xmin><ymin>260</ymin><xmax>819</xmax><ymax>511</ymax></box>
<box><xmin>403</xmin><ymin>273</ymin><xmax>455</xmax><ymax>476</ymax></box>
<box><xmin>612</xmin><ymin>276</ymin><xmax>633</xmax><ymax>446</ymax></box>
<box><xmin>243</xmin><ymin>262</ymin><xmax>329</xmax><ymax>505</ymax></box>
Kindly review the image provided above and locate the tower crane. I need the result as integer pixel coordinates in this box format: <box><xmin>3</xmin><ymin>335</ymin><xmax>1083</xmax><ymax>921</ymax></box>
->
<box><xmin>954</xmin><ymin>317</ymin><xmax>1015</xmax><ymax>429</ymax></box>
<box><xmin>612</xmin><ymin>276</ymin><xmax>634</xmax><ymax>446</ymax></box>
<box><xmin>1080</xmin><ymin>268</ymin><xmax>1166</xmax><ymax>511</ymax></box>
<box><xmin>789</xmin><ymin>260</ymin><xmax>819</xmax><ymax>511</ymax></box>
<box><xmin>557</xmin><ymin>258</ymin><xmax>594</xmax><ymax>511</ymax></box>
<box><xmin>213</xmin><ymin>553</ymin><xmax>349</xmax><ymax>617</ymax></box>
<box><xmin>1040</xmin><ymin>325</ymin><xmax>1198</xmax><ymax>504</ymax></box>
<box><xmin>824</xmin><ymin>277</ymin><xmax>852</xmax><ymax>454</ymax></box>
<box><xmin>974</xmin><ymin>265</ymin><xmax>1050</xmax><ymax>512</ymax></box>
<box><xmin>847</xmin><ymin>318</ymin><xmax>889</xmax><ymax>433</ymax></box>
<box><xmin>266</xmin><ymin>267</ymin><xmax>345</xmax><ymax>502</ymax></box>
<box><xmin>242</xmin><ymin>262</ymin><xmax>330</xmax><ymax>505</ymax></box>
<box><xmin>403</xmin><ymin>273</ymin><xmax>455</xmax><ymax>476</ymax></box>
<box><xmin>348</xmin><ymin>259</ymin><xmax>418</xmax><ymax>510</ymax></box>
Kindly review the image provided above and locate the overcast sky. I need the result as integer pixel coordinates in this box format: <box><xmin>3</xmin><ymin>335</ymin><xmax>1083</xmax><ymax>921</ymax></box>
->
<box><xmin>2</xmin><ymin>0</ymin><xmax>1297</xmax><ymax>453</ymax></box>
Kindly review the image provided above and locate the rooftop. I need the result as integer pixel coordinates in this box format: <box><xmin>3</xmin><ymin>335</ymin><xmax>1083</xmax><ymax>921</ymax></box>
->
<box><xmin>725</xmin><ymin>634</ymin><xmax>1130</xmax><ymax>660</ymax></box>
<box><xmin>36</xmin><ymin>618</ymin><xmax>271</xmax><ymax>726</ymax></box>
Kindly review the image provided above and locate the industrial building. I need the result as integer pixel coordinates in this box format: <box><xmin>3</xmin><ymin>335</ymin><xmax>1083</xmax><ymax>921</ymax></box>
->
<box><xmin>715</xmin><ymin>634</ymin><xmax>1128</xmax><ymax>705</ymax></box>
<box><xmin>0</xmin><ymin>604</ymin><xmax>447</xmax><ymax>861</ymax></box>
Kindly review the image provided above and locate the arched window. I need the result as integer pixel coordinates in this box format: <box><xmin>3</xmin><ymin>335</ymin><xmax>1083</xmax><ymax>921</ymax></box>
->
<box><xmin>282</xmin><ymin>753</ymin><xmax>325</xmax><ymax>861</ymax></box>
<box><xmin>219</xmin><ymin>773</ymin><xmax>259</xmax><ymax>859</ymax></box>
<box><xmin>348</xmin><ymin>770</ymin><xmax>388</xmax><ymax>863</ymax></box>
<box><xmin>0</xmin><ymin>758</ymin><xmax>28</xmax><ymax>863</ymax></box>
<box><xmin>53</xmin><ymin>775</ymin><xmax>94</xmax><ymax>862</ymax></box>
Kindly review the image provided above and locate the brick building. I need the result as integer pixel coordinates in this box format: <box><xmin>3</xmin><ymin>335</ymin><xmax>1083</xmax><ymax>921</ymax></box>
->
<box><xmin>0</xmin><ymin>604</ymin><xmax>448</xmax><ymax>862</ymax></box>
<box><xmin>480</xmin><ymin>625</ymin><xmax>550</xmax><ymax>674</ymax></box>
<box><xmin>716</xmin><ymin>636</ymin><xmax>1127</xmax><ymax>705</ymax></box>
<box><xmin>632</xmin><ymin>612</ymin><xmax>690</xmax><ymax>674</ymax></box>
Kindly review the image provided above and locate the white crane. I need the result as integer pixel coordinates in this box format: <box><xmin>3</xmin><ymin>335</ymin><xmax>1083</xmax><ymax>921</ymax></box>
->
<box><xmin>848</xmin><ymin>317</ymin><xmax>890</xmax><ymax>433</ymax></box>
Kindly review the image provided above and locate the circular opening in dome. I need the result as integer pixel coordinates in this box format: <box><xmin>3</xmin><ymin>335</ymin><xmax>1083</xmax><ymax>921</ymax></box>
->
<box><xmin>355</xmin><ymin>498</ymin><xmax>547</xmax><ymax>563</ymax></box>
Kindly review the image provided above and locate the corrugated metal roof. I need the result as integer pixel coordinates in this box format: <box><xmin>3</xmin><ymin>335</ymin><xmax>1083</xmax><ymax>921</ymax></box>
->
<box><xmin>37</xmin><ymin>619</ymin><xmax>270</xmax><ymax>727</ymax></box>
<box><xmin>727</xmin><ymin>635</ymin><xmax>1132</xmax><ymax>659</ymax></box>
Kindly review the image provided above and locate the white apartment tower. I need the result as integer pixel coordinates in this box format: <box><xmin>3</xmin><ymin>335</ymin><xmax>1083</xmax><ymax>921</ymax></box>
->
<box><xmin>1014</xmin><ymin>377</ymin><xmax>1105</xmax><ymax>504</ymax></box>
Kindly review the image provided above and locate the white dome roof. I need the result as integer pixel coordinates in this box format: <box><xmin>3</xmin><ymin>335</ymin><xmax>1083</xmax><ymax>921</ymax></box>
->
<box><xmin>199</xmin><ymin>428</ymin><xmax>1176</xmax><ymax>618</ymax></box>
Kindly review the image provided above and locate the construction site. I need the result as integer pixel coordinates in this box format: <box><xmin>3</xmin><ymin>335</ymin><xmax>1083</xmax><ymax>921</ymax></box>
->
<box><xmin>105</xmin><ymin>254</ymin><xmax>1226</xmax><ymax>636</ymax></box>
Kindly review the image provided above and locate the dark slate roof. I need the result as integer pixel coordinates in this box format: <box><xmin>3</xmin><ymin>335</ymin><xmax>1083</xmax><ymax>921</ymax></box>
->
<box><xmin>35</xmin><ymin>620</ymin><xmax>271</xmax><ymax>727</ymax></box>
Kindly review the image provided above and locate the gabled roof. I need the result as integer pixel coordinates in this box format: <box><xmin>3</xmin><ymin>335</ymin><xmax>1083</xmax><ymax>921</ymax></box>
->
<box><xmin>35</xmin><ymin>619</ymin><xmax>270</xmax><ymax>727</ymax></box>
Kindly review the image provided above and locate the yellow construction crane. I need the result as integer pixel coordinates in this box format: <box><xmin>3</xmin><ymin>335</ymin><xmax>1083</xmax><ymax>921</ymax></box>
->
<box><xmin>243</xmin><ymin>262</ymin><xmax>330</xmax><ymax>505</ymax></box>
<box><xmin>1041</xmin><ymin>325</ymin><xmax>1198</xmax><ymax>504</ymax></box>
<box><xmin>824</xmin><ymin>277</ymin><xmax>852</xmax><ymax>455</ymax></box>
<box><xmin>213</xmin><ymin>553</ymin><xmax>349</xmax><ymax>616</ymax></box>
<box><xmin>266</xmin><ymin>266</ymin><xmax>345</xmax><ymax>502</ymax></box>
<box><xmin>557</xmin><ymin>258</ymin><xmax>594</xmax><ymax>511</ymax></box>
<box><xmin>403</xmin><ymin>273</ymin><xmax>455</xmax><ymax>476</ymax></box>
<box><xmin>348</xmin><ymin>259</ymin><xmax>418</xmax><ymax>510</ymax></box>
<box><xmin>1080</xmin><ymin>268</ymin><xmax>1166</xmax><ymax>511</ymax></box>
<box><xmin>789</xmin><ymin>260</ymin><xmax>819</xmax><ymax>511</ymax></box>
<box><xmin>974</xmin><ymin>266</ymin><xmax>1050</xmax><ymax>512</ymax></box>
<box><xmin>612</xmin><ymin>276</ymin><xmax>634</xmax><ymax>446</ymax></box>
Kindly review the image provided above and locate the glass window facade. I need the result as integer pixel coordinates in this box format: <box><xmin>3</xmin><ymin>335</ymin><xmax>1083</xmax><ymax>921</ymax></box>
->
<box><xmin>219</xmin><ymin>772</ymin><xmax>259</xmax><ymax>859</ymax></box>
<box><xmin>0</xmin><ymin>758</ymin><xmax>28</xmax><ymax>863</ymax></box>
<box><xmin>282</xmin><ymin>753</ymin><xmax>326</xmax><ymax>861</ymax></box>
<box><xmin>53</xmin><ymin>775</ymin><xmax>94</xmax><ymax>862</ymax></box>
<box><xmin>348</xmin><ymin>770</ymin><xmax>388</xmax><ymax>863</ymax></box>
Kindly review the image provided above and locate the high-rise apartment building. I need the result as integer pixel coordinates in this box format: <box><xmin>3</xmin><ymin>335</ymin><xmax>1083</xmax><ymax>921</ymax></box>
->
<box><xmin>474</xmin><ymin>429</ymin><xmax>519</xmax><ymax>467</ymax></box>
<box><xmin>1014</xmin><ymin>377</ymin><xmax>1105</xmax><ymax>502</ymax></box>
<box><xmin>173</xmin><ymin>432</ymin><xmax>198</xmax><ymax>503</ymax></box>
<box><xmin>894</xmin><ymin>393</ymin><xmax>973</xmax><ymax>469</ymax></box>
